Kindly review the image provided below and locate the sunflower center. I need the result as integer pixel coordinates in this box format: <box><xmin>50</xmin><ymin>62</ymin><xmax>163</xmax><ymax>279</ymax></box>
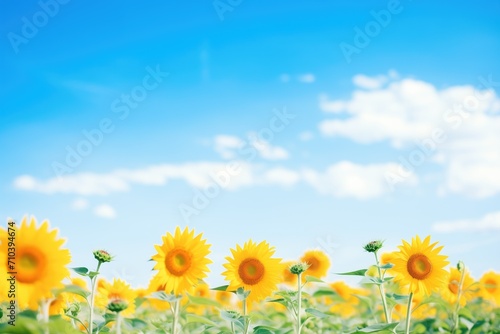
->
<box><xmin>238</xmin><ymin>258</ymin><xmax>265</xmax><ymax>285</ymax></box>
<box><xmin>16</xmin><ymin>246</ymin><xmax>47</xmax><ymax>284</ymax></box>
<box><xmin>406</xmin><ymin>253</ymin><xmax>432</xmax><ymax>280</ymax></box>
<box><xmin>485</xmin><ymin>278</ymin><xmax>497</xmax><ymax>294</ymax></box>
<box><xmin>448</xmin><ymin>279</ymin><xmax>459</xmax><ymax>295</ymax></box>
<box><xmin>165</xmin><ymin>248</ymin><xmax>192</xmax><ymax>276</ymax></box>
<box><xmin>305</xmin><ymin>256</ymin><xmax>320</xmax><ymax>271</ymax></box>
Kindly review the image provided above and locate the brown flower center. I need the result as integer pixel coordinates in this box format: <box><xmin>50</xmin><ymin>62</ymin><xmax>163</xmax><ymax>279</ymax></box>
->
<box><xmin>485</xmin><ymin>278</ymin><xmax>497</xmax><ymax>294</ymax></box>
<box><xmin>407</xmin><ymin>253</ymin><xmax>432</xmax><ymax>280</ymax></box>
<box><xmin>238</xmin><ymin>258</ymin><xmax>265</xmax><ymax>285</ymax></box>
<box><xmin>16</xmin><ymin>246</ymin><xmax>46</xmax><ymax>284</ymax></box>
<box><xmin>165</xmin><ymin>248</ymin><xmax>192</xmax><ymax>276</ymax></box>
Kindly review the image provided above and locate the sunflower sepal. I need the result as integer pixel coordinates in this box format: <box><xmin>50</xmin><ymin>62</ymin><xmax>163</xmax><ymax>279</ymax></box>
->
<box><xmin>72</xmin><ymin>267</ymin><xmax>89</xmax><ymax>277</ymax></box>
<box><xmin>149</xmin><ymin>291</ymin><xmax>182</xmax><ymax>303</ymax></box>
<box><xmin>236</xmin><ymin>287</ymin><xmax>251</xmax><ymax>301</ymax></box>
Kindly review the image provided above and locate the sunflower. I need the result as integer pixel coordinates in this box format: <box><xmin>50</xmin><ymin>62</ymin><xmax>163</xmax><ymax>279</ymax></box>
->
<box><xmin>300</xmin><ymin>250</ymin><xmax>330</xmax><ymax>282</ymax></box>
<box><xmin>151</xmin><ymin>227</ymin><xmax>212</xmax><ymax>295</ymax></box>
<box><xmin>146</xmin><ymin>274</ymin><xmax>171</xmax><ymax>311</ymax></box>
<box><xmin>440</xmin><ymin>267</ymin><xmax>475</xmax><ymax>306</ymax></box>
<box><xmin>222</xmin><ymin>240</ymin><xmax>283</xmax><ymax>304</ymax></box>
<box><xmin>0</xmin><ymin>216</ymin><xmax>71</xmax><ymax>309</ymax></box>
<box><xmin>96</xmin><ymin>278</ymin><xmax>136</xmax><ymax>316</ymax></box>
<box><xmin>479</xmin><ymin>271</ymin><xmax>500</xmax><ymax>306</ymax></box>
<box><xmin>392</xmin><ymin>235</ymin><xmax>449</xmax><ymax>296</ymax></box>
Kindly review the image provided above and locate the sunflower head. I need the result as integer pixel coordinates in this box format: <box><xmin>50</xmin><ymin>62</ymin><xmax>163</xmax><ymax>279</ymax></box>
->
<box><xmin>441</xmin><ymin>267</ymin><xmax>475</xmax><ymax>306</ymax></box>
<box><xmin>392</xmin><ymin>235</ymin><xmax>449</xmax><ymax>296</ymax></box>
<box><xmin>0</xmin><ymin>216</ymin><xmax>71</xmax><ymax>309</ymax></box>
<box><xmin>96</xmin><ymin>279</ymin><xmax>136</xmax><ymax>316</ymax></box>
<box><xmin>479</xmin><ymin>270</ymin><xmax>500</xmax><ymax>306</ymax></box>
<box><xmin>151</xmin><ymin>227</ymin><xmax>212</xmax><ymax>295</ymax></box>
<box><xmin>300</xmin><ymin>250</ymin><xmax>331</xmax><ymax>282</ymax></box>
<box><xmin>222</xmin><ymin>239</ymin><xmax>283</xmax><ymax>304</ymax></box>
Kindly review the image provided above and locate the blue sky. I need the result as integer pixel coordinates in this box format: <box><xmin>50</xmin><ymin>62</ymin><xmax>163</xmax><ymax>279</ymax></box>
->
<box><xmin>1</xmin><ymin>0</ymin><xmax>500</xmax><ymax>287</ymax></box>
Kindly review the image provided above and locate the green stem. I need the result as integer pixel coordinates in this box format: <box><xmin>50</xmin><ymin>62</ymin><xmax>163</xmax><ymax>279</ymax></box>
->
<box><xmin>374</xmin><ymin>252</ymin><xmax>391</xmax><ymax>323</ymax></box>
<box><xmin>453</xmin><ymin>267</ymin><xmax>466</xmax><ymax>333</ymax></box>
<box><xmin>243</xmin><ymin>297</ymin><xmax>249</xmax><ymax>334</ymax></box>
<box><xmin>405</xmin><ymin>292</ymin><xmax>413</xmax><ymax>334</ymax></box>
<box><xmin>297</xmin><ymin>273</ymin><xmax>302</xmax><ymax>334</ymax></box>
<box><xmin>89</xmin><ymin>261</ymin><xmax>102</xmax><ymax>334</ymax></box>
<box><xmin>115</xmin><ymin>312</ymin><xmax>122</xmax><ymax>334</ymax></box>
<box><xmin>172</xmin><ymin>299</ymin><xmax>181</xmax><ymax>334</ymax></box>
<box><xmin>40</xmin><ymin>299</ymin><xmax>50</xmax><ymax>334</ymax></box>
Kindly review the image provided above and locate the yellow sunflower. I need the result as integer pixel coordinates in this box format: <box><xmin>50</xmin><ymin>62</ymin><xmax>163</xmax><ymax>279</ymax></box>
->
<box><xmin>222</xmin><ymin>240</ymin><xmax>283</xmax><ymax>304</ymax></box>
<box><xmin>96</xmin><ymin>278</ymin><xmax>136</xmax><ymax>316</ymax></box>
<box><xmin>300</xmin><ymin>250</ymin><xmax>331</xmax><ymax>282</ymax></box>
<box><xmin>392</xmin><ymin>235</ymin><xmax>449</xmax><ymax>296</ymax></box>
<box><xmin>441</xmin><ymin>267</ymin><xmax>475</xmax><ymax>306</ymax></box>
<box><xmin>151</xmin><ymin>227</ymin><xmax>212</xmax><ymax>295</ymax></box>
<box><xmin>146</xmin><ymin>274</ymin><xmax>171</xmax><ymax>311</ymax></box>
<box><xmin>479</xmin><ymin>271</ymin><xmax>500</xmax><ymax>306</ymax></box>
<box><xmin>0</xmin><ymin>216</ymin><xmax>71</xmax><ymax>309</ymax></box>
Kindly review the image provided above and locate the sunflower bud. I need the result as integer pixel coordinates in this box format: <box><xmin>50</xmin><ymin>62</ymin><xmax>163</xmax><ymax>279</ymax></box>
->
<box><xmin>289</xmin><ymin>262</ymin><xmax>309</xmax><ymax>275</ymax></box>
<box><xmin>107</xmin><ymin>299</ymin><xmax>129</xmax><ymax>313</ymax></box>
<box><xmin>457</xmin><ymin>260</ymin><xmax>465</xmax><ymax>272</ymax></box>
<box><xmin>363</xmin><ymin>240</ymin><xmax>383</xmax><ymax>253</ymax></box>
<box><xmin>93</xmin><ymin>249</ymin><xmax>112</xmax><ymax>263</ymax></box>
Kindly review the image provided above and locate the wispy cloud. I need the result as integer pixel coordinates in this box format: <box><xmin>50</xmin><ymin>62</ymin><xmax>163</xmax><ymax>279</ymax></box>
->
<box><xmin>319</xmin><ymin>74</ymin><xmax>500</xmax><ymax>198</ymax></box>
<box><xmin>93</xmin><ymin>204</ymin><xmax>117</xmax><ymax>219</ymax></box>
<box><xmin>213</xmin><ymin>134</ymin><xmax>289</xmax><ymax>161</ymax></box>
<box><xmin>433</xmin><ymin>211</ymin><xmax>500</xmax><ymax>233</ymax></box>
<box><xmin>71</xmin><ymin>198</ymin><xmax>89</xmax><ymax>210</ymax></box>
<box><xmin>298</xmin><ymin>73</ymin><xmax>315</xmax><ymax>83</ymax></box>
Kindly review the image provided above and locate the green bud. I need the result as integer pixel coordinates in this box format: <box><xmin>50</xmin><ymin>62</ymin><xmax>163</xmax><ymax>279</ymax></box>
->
<box><xmin>289</xmin><ymin>262</ymin><xmax>309</xmax><ymax>275</ymax></box>
<box><xmin>457</xmin><ymin>260</ymin><xmax>465</xmax><ymax>272</ymax></box>
<box><xmin>107</xmin><ymin>299</ymin><xmax>128</xmax><ymax>313</ymax></box>
<box><xmin>363</xmin><ymin>240</ymin><xmax>383</xmax><ymax>253</ymax></box>
<box><xmin>93</xmin><ymin>249</ymin><xmax>112</xmax><ymax>263</ymax></box>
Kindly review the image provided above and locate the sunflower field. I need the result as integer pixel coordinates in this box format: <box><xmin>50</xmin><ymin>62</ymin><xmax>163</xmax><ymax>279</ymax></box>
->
<box><xmin>1</xmin><ymin>216</ymin><xmax>499</xmax><ymax>334</ymax></box>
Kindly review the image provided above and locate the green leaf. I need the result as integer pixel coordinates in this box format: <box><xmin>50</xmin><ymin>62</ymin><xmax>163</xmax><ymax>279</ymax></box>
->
<box><xmin>211</xmin><ymin>285</ymin><xmax>229</xmax><ymax>291</ymax></box>
<box><xmin>359</xmin><ymin>276</ymin><xmax>384</xmax><ymax>285</ymax></box>
<box><xmin>186</xmin><ymin>314</ymin><xmax>218</xmax><ymax>327</ymax></box>
<box><xmin>354</xmin><ymin>322</ymin><xmax>399</xmax><ymax>333</ymax></box>
<box><xmin>378</xmin><ymin>263</ymin><xmax>394</xmax><ymax>269</ymax></box>
<box><xmin>305</xmin><ymin>308</ymin><xmax>330</xmax><ymax>318</ymax></box>
<box><xmin>236</xmin><ymin>287</ymin><xmax>251</xmax><ymax>300</ymax></box>
<box><xmin>72</xmin><ymin>267</ymin><xmax>89</xmax><ymax>276</ymax></box>
<box><xmin>148</xmin><ymin>291</ymin><xmax>181</xmax><ymax>302</ymax></box>
<box><xmin>312</xmin><ymin>288</ymin><xmax>338</xmax><ymax>298</ymax></box>
<box><xmin>123</xmin><ymin>318</ymin><xmax>148</xmax><ymax>330</ymax></box>
<box><xmin>305</xmin><ymin>275</ymin><xmax>325</xmax><ymax>283</ymax></box>
<box><xmin>88</xmin><ymin>271</ymin><xmax>99</xmax><ymax>279</ymax></box>
<box><xmin>59</xmin><ymin>284</ymin><xmax>91</xmax><ymax>299</ymax></box>
<box><xmin>336</xmin><ymin>269</ymin><xmax>367</xmax><ymax>276</ymax></box>
<box><xmin>253</xmin><ymin>326</ymin><xmax>276</xmax><ymax>334</ymax></box>
<box><xmin>188</xmin><ymin>295</ymin><xmax>221</xmax><ymax>307</ymax></box>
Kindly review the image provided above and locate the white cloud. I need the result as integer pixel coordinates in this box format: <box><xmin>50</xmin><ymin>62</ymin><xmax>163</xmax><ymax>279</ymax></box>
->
<box><xmin>318</xmin><ymin>75</ymin><xmax>500</xmax><ymax>197</ymax></box>
<box><xmin>214</xmin><ymin>135</ymin><xmax>244</xmax><ymax>159</ymax></box>
<box><xmin>299</xmin><ymin>131</ymin><xmax>314</xmax><ymax>141</ymax></box>
<box><xmin>302</xmin><ymin>161</ymin><xmax>418</xmax><ymax>199</ymax></box>
<box><xmin>352</xmin><ymin>74</ymin><xmax>388</xmax><ymax>89</ymax></box>
<box><xmin>433</xmin><ymin>211</ymin><xmax>500</xmax><ymax>233</ymax></box>
<box><xmin>71</xmin><ymin>198</ymin><xmax>89</xmax><ymax>210</ymax></box>
<box><xmin>298</xmin><ymin>73</ymin><xmax>315</xmax><ymax>83</ymax></box>
<box><xmin>249</xmin><ymin>136</ymin><xmax>289</xmax><ymax>160</ymax></box>
<box><xmin>93</xmin><ymin>204</ymin><xmax>116</xmax><ymax>219</ymax></box>
<box><xmin>263</xmin><ymin>168</ymin><xmax>300</xmax><ymax>186</ymax></box>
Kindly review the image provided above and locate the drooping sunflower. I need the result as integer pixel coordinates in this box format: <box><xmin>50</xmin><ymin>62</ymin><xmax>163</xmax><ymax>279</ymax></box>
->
<box><xmin>479</xmin><ymin>270</ymin><xmax>500</xmax><ymax>306</ymax></box>
<box><xmin>0</xmin><ymin>216</ymin><xmax>71</xmax><ymax>309</ymax></box>
<box><xmin>96</xmin><ymin>278</ymin><xmax>136</xmax><ymax>316</ymax></box>
<box><xmin>300</xmin><ymin>250</ymin><xmax>331</xmax><ymax>282</ymax></box>
<box><xmin>151</xmin><ymin>227</ymin><xmax>212</xmax><ymax>295</ymax></box>
<box><xmin>441</xmin><ymin>267</ymin><xmax>475</xmax><ymax>306</ymax></box>
<box><xmin>222</xmin><ymin>240</ymin><xmax>283</xmax><ymax>304</ymax></box>
<box><xmin>392</xmin><ymin>235</ymin><xmax>449</xmax><ymax>296</ymax></box>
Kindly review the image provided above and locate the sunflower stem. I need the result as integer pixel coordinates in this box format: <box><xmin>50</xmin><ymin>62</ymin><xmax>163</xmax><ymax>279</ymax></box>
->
<box><xmin>115</xmin><ymin>312</ymin><xmax>122</xmax><ymax>334</ymax></box>
<box><xmin>453</xmin><ymin>264</ymin><xmax>466</xmax><ymax>333</ymax></box>
<box><xmin>296</xmin><ymin>272</ymin><xmax>302</xmax><ymax>334</ymax></box>
<box><xmin>405</xmin><ymin>292</ymin><xmax>413</xmax><ymax>334</ymax></box>
<box><xmin>242</xmin><ymin>297</ymin><xmax>250</xmax><ymax>334</ymax></box>
<box><xmin>89</xmin><ymin>261</ymin><xmax>102</xmax><ymax>334</ymax></box>
<box><xmin>40</xmin><ymin>299</ymin><xmax>50</xmax><ymax>334</ymax></box>
<box><xmin>374</xmin><ymin>252</ymin><xmax>391</xmax><ymax>323</ymax></box>
<box><xmin>171</xmin><ymin>298</ymin><xmax>181</xmax><ymax>334</ymax></box>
